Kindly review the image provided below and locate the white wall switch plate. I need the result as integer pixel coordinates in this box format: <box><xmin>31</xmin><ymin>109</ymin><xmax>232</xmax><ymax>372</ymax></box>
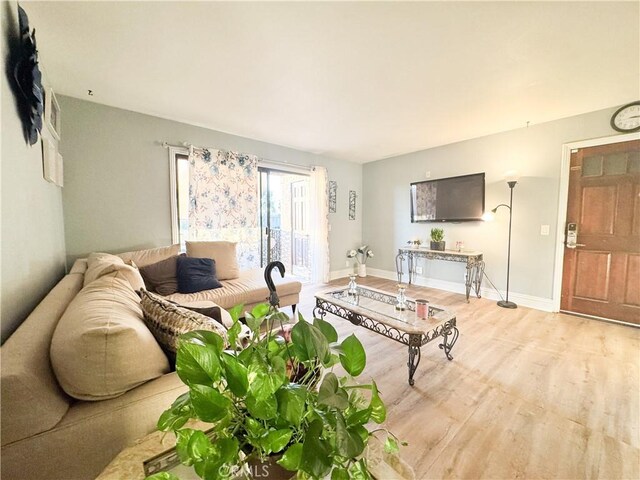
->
<box><xmin>415</xmin><ymin>266</ymin><xmax>423</xmax><ymax>275</ymax></box>
<box><xmin>540</xmin><ymin>225</ymin><xmax>550</xmax><ymax>236</ymax></box>
<box><xmin>345</xmin><ymin>260</ymin><xmax>350</xmax><ymax>267</ymax></box>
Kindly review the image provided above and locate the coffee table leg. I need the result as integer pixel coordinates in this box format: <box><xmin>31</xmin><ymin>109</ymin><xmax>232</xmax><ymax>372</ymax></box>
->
<box><xmin>439</xmin><ymin>326</ymin><xmax>459</xmax><ymax>361</ymax></box>
<box><xmin>407</xmin><ymin>334</ymin><xmax>422</xmax><ymax>386</ymax></box>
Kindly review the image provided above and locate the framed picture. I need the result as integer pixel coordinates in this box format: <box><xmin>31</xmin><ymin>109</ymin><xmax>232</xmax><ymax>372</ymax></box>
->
<box><xmin>55</xmin><ymin>151</ymin><xmax>64</xmax><ymax>187</ymax></box>
<box><xmin>42</xmin><ymin>137</ymin><xmax>57</xmax><ymax>183</ymax></box>
<box><xmin>349</xmin><ymin>190</ymin><xmax>356</xmax><ymax>220</ymax></box>
<box><xmin>329</xmin><ymin>181</ymin><xmax>337</xmax><ymax>213</ymax></box>
<box><xmin>45</xmin><ymin>87</ymin><xmax>61</xmax><ymax>140</ymax></box>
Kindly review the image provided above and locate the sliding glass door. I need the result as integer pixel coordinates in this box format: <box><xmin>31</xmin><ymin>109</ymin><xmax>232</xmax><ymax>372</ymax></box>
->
<box><xmin>260</xmin><ymin>168</ymin><xmax>311</xmax><ymax>282</ymax></box>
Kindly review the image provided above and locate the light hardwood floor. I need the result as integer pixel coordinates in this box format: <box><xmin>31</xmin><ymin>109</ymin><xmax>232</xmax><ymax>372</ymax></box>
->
<box><xmin>295</xmin><ymin>276</ymin><xmax>639</xmax><ymax>480</ymax></box>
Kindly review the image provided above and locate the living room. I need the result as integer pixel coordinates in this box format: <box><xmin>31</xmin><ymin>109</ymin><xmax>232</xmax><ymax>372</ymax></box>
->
<box><xmin>1</xmin><ymin>1</ymin><xmax>639</xmax><ymax>479</ymax></box>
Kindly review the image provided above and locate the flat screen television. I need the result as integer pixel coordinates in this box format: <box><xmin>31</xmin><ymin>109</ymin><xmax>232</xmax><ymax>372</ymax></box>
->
<box><xmin>410</xmin><ymin>173</ymin><xmax>485</xmax><ymax>222</ymax></box>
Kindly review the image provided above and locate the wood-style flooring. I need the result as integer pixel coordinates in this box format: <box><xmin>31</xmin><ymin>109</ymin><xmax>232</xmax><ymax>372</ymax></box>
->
<box><xmin>295</xmin><ymin>276</ymin><xmax>639</xmax><ymax>480</ymax></box>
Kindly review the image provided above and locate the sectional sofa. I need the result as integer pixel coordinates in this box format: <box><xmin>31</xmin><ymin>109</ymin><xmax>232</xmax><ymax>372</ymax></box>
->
<box><xmin>0</xmin><ymin>244</ymin><xmax>302</xmax><ymax>480</ymax></box>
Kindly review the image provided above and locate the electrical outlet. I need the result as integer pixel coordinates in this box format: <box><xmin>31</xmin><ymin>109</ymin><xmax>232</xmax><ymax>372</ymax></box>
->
<box><xmin>425</xmin><ymin>171</ymin><xmax>431</xmax><ymax>178</ymax></box>
<box><xmin>415</xmin><ymin>266</ymin><xmax>423</xmax><ymax>275</ymax></box>
<box><xmin>540</xmin><ymin>225</ymin><xmax>550</xmax><ymax>236</ymax></box>
<box><xmin>345</xmin><ymin>260</ymin><xmax>350</xmax><ymax>267</ymax></box>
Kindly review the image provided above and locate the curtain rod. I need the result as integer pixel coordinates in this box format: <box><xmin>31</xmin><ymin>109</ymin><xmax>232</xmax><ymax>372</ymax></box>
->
<box><xmin>160</xmin><ymin>141</ymin><xmax>313</xmax><ymax>172</ymax></box>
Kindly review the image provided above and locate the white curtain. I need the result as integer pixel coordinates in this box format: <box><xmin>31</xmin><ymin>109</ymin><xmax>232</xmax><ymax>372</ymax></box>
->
<box><xmin>310</xmin><ymin>166</ymin><xmax>330</xmax><ymax>284</ymax></box>
<box><xmin>188</xmin><ymin>148</ymin><xmax>261</xmax><ymax>270</ymax></box>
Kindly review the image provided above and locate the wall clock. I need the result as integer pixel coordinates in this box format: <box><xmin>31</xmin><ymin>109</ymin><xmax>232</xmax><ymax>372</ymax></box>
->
<box><xmin>13</xmin><ymin>5</ymin><xmax>44</xmax><ymax>145</ymax></box>
<box><xmin>610</xmin><ymin>101</ymin><xmax>640</xmax><ymax>133</ymax></box>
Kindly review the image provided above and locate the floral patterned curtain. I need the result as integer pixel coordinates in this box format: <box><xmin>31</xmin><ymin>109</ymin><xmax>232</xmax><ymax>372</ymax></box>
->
<box><xmin>188</xmin><ymin>148</ymin><xmax>261</xmax><ymax>269</ymax></box>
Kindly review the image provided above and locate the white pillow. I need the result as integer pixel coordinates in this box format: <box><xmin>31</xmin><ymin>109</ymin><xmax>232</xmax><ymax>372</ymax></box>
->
<box><xmin>117</xmin><ymin>244</ymin><xmax>181</xmax><ymax>268</ymax></box>
<box><xmin>186</xmin><ymin>241</ymin><xmax>239</xmax><ymax>280</ymax></box>
<box><xmin>84</xmin><ymin>252</ymin><xmax>145</xmax><ymax>291</ymax></box>
<box><xmin>50</xmin><ymin>275</ymin><xmax>170</xmax><ymax>401</ymax></box>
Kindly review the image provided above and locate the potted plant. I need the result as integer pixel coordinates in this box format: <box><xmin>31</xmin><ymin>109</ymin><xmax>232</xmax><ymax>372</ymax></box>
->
<box><xmin>430</xmin><ymin>228</ymin><xmax>445</xmax><ymax>251</ymax></box>
<box><xmin>147</xmin><ymin>304</ymin><xmax>402</xmax><ymax>480</ymax></box>
<box><xmin>347</xmin><ymin>245</ymin><xmax>374</xmax><ymax>277</ymax></box>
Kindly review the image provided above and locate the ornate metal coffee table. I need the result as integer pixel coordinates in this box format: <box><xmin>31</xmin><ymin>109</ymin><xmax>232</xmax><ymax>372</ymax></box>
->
<box><xmin>314</xmin><ymin>286</ymin><xmax>458</xmax><ymax>386</ymax></box>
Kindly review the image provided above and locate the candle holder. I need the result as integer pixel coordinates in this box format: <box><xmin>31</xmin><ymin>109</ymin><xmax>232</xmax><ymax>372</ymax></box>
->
<box><xmin>347</xmin><ymin>274</ymin><xmax>358</xmax><ymax>297</ymax></box>
<box><xmin>395</xmin><ymin>284</ymin><xmax>408</xmax><ymax>311</ymax></box>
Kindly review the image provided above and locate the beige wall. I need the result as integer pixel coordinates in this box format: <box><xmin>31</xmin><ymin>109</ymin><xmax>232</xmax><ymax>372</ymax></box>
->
<box><xmin>362</xmin><ymin>107</ymin><xmax>630</xmax><ymax>303</ymax></box>
<box><xmin>58</xmin><ymin>96</ymin><xmax>363</xmax><ymax>273</ymax></box>
<box><xmin>1</xmin><ymin>1</ymin><xmax>67</xmax><ymax>342</ymax></box>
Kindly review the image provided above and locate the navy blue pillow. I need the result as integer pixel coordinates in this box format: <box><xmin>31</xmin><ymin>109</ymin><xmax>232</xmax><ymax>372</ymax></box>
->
<box><xmin>176</xmin><ymin>256</ymin><xmax>223</xmax><ymax>294</ymax></box>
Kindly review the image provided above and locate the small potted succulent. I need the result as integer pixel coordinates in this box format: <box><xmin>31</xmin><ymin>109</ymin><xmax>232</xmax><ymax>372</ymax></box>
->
<box><xmin>430</xmin><ymin>228</ymin><xmax>445</xmax><ymax>251</ymax></box>
<box><xmin>146</xmin><ymin>304</ymin><xmax>402</xmax><ymax>480</ymax></box>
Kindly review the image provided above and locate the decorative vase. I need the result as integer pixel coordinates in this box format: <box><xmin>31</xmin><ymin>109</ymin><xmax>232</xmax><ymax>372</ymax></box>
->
<box><xmin>430</xmin><ymin>241</ymin><xmax>445</xmax><ymax>251</ymax></box>
<box><xmin>358</xmin><ymin>264</ymin><xmax>367</xmax><ymax>277</ymax></box>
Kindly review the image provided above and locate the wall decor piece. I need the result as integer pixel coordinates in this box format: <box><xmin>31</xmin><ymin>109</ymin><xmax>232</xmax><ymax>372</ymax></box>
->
<box><xmin>45</xmin><ymin>87</ymin><xmax>61</xmax><ymax>140</ymax></box>
<box><xmin>328</xmin><ymin>180</ymin><xmax>337</xmax><ymax>213</ymax></box>
<box><xmin>349</xmin><ymin>190</ymin><xmax>356</xmax><ymax>220</ymax></box>
<box><xmin>13</xmin><ymin>6</ymin><xmax>44</xmax><ymax>145</ymax></box>
<box><xmin>42</xmin><ymin>137</ymin><xmax>56</xmax><ymax>183</ymax></box>
<box><xmin>55</xmin><ymin>151</ymin><xmax>64</xmax><ymax>187</ymax></box>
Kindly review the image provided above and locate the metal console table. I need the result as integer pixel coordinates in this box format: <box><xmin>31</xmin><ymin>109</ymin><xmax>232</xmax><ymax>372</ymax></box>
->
<box><xmin>396</xmin><ymin>248</ymin><xmax>485</xmax><ymax>302</ymax></box>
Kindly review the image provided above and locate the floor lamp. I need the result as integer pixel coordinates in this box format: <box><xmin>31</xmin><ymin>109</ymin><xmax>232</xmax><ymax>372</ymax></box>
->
<box><xmin>492</xmin><ymin>177</ymin><xmax>518</xmax><ymax>309</ymax></box>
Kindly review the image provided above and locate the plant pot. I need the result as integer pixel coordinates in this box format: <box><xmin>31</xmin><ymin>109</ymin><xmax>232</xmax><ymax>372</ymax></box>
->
<box><xmin>430</xmin><ymin>241</ymin><xmax>445</xmax><ymax>251</ymax></box>
<box><xmin>246</xmin><ymin>454</ymin><xmax>291</xmax><ymax>480</ymax></box>
<box><xmin>358</xmin><ymin>264</ymin><xmax>367</xmax><ymax>277</ymax></box>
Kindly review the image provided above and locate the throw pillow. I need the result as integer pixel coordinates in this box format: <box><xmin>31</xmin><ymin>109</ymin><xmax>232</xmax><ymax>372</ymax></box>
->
<box><xmin>139</xmin><ymin>254</ymin><xmax>183</xmax><ymax>296</ymax></box>
<box><xmin>186</xmin><ymin>241</ymin><xmax>240</xmax><ymax>280</ymax></box>
<box><xmin>117</xmin><ymin>244</ymin><xmax>180</xmax><ymax>268</ymax></box>
<box><xmin>84</xmin><ymin>252</ymin><xmax>145</xmax><ymax>291</ymax></box>
<box><xmin>176</xmin><ymin>256</ymin><xmax>223</xmax><ymax>294</ymax></box>
<box><xmin>138</xmin><ymin>289</ymin><xmax>228</xmax><ymax>355</ymax></box>
<box><xmin>50</xmin><ymin>275</ymin><xmax>170</xmax><ymax>401</ymax></box>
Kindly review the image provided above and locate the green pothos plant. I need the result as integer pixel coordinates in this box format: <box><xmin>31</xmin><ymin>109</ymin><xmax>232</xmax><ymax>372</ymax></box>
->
<box><xmin>146</xmin><ymin>303</ymin><xmax>403</xmax><ymax>480</ymax></box>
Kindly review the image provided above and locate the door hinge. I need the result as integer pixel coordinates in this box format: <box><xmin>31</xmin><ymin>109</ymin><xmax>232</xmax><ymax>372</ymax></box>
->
<box><xmin>570</xmin><ymin>166</ymin><xmax>582</xmax><ymax>171</ymax></box>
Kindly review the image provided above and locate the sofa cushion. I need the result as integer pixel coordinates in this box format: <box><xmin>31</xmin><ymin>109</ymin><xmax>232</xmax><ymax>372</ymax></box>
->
<box><xmin>165</xmin><ymin>269</ymin><xmax>302</xmax><ymax>310</ymax></box>
<box><xmin>50</xmin><ymin>275</ymin><xmax>170</xmax><ymax>401</ymax></box>
<box><xmin>186</xmin><ymin>241</ymin><xmax>239</xmax><ymax>280</ymax></box>
<box><xmin>117</xmin><ymin>244</ymin><xmax>181</xmax><ymax>268</ymax></box>
<box><xmin>138</xmin><ymin>290</ymin><xmax>228</xmax><ymax>355</ymax></box>
<box><xmin>139</xmin><ymin>255</ymin><xmax>181</xmax><ymax>295</ymax></box>
<box><xmin>84</xmin><ymin>252</ymin><xmax>145</xmax><ymax>291</ymax></box>
<box><xmin>179</xmin><ymin>300</ymin><xmax>234</xmax><ymax>328</ymax></box>
<box><xmin>177</xmin><ymin>256</ymin><xmax>223</xmax><ymax>293</ymax></box>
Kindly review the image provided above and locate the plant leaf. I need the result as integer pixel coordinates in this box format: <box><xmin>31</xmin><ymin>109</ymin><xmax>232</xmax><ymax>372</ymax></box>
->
<box><xmin>335</xmin><ymin>412</ymin><xmax>365</xmax><ymax>458</ymax></box>
<box><xmin>339</xmin><ymin>334</ymin><xmax>366</xmax><ymax>377</ymax></box>
<box><xmin>291</xmin><ymin>320</ymin><xmax>330</xmax><ymax>363</ymax></box>
<box><xmin>251</xmin><ymin>303</ymin><xmax>271</xmax><ymax>319</ymax></box>
<box><xmin>348</xmin><ymin>459</ymin><xmax>372</xmax><ymax>480</ymax></box>
<box><xmin>175</xmin><ymin>341</ymin><xmax>221</xmax><ymax>386</ymax></box>
<box><xmin>228</xmin><ymin>304</ymin><xmax>244</xmax><ymax>323</ymax></box>
<box><xmin>331</xmin><ymin>467</ymin><xmax>349</xmax><ymax>480</ymax></box>
<box><xmin>247</xmin><ymin>354</ymin><xmax>285</xmax><ymax>401</ymax></box>
<box><xmin>346</xmin><ymin>406</ymin><xmax>372</xmax><ymax>427</ymax></box>
<box><xmin>157</xmin><ymin>408</ymin><xmax>189</xmax><ymax>432</ymax></box>
<box><xmin>145</xmin><ymin>472</ymin><xmax>181</xmax><ymax>480</ymax></box>
<box><xmin>179</xmin><ymin>330</ymin><xmax>224</xmax><ymax>351</ymax></box>
<box><xmin>227</xmin><ymin>319</ymin><xmax>242</xmax><ymax>350</ymax></box>
<box><xmin>384</xmin><ymin>436</ymin><xmax>399</xmax><ymax>454</ymax></box>
<box><xmin>369</xmin><ymin>380</ymin><xmax>386</xmax><ymax>423</ymax></box>
<box><xmin>190</xmin><ymin>384</ymin><xmax>231</xmax><ymax>423</ymax></box>
<box><xmin>276</xmin><ymin>385</ymin><xmax>307</xmax><ymax>426</ymax></box>
<box><xmin>300</xmin><ymin>420</ymin><xmax>333</xmax><ymax>478</ymax></box>
<box><xmin>277</xmin><ymin>443</ymin><xmax>303</xmax><ymax>471</ymax></box>
<box><xmin>246</xmin><ymin>392</ymin><xmax>278</xmax><ymax>420</ymax></box>
<box><xmin>313</xmin><ymin>317</ymin><xmax>338</xmax><ymax>343</ymax></box>
<box><xmin>222</xmin><ymin>352</ymin><xmax>249</xmax><ymax>397</ymax></box>
<box><xmin>262</xmin><ymin>428</ymin><xmax>293</xmax><ymax>454</ymax></box>
<box><xmin>318</xmin><ymin>372</ymin><xmax>349</xmax><ymax>409</ymax></box>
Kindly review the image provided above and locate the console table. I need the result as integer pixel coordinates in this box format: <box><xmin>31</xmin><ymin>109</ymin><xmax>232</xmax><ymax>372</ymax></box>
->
<box><xmin>396</xmin><ymin>248</ymin><xmax>485</xmax><ymax>302</ymax></box>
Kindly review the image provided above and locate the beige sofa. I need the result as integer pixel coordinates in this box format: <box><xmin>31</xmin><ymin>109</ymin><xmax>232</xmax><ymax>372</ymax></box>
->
<box><xmin>0</xmin><ymin>247</ymin><xmax>301</xmax><ymax>480</ymax></box>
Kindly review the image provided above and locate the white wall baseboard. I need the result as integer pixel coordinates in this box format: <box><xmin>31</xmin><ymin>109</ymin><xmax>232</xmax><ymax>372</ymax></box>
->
<box><xmin>364</xmin><ymin>268</ymin><xmax>555</xmax><ymax>312</ymax></box>
<box><xmin>329</xmin><ymin>269</ymin><xmax>354</xmax><ymax>281</ymax></box>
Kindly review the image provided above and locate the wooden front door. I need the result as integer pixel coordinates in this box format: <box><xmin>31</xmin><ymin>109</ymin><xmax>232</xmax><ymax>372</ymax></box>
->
<box><xmin>561</xmin><ymin>139</ymin><xmax>640</xmax><ymax>324</ymax></box>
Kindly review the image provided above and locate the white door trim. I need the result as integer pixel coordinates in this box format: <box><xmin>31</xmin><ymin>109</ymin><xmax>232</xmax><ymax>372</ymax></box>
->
<box><xmin>552</xmin><ymin>132</ymin><xmax>640</xmax><ymax>312</ymax></box>
<box><xmin>168</xmin><ymin>146</ymin><xmax>190</xmax><ymax>245</ymax></box>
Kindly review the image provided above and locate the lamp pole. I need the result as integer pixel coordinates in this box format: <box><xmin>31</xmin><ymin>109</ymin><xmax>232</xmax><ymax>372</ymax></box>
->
<box><xmin>497</xmin><ymin>180</ymin><xmax>517</xmax><ymax>309</ymax></box>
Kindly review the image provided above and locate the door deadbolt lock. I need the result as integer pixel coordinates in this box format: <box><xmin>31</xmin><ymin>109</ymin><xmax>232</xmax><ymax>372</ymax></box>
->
<box><xmin>565</xmin><ymin>223</ymin><xmax>586</xmax><ymax>248</ymax></box>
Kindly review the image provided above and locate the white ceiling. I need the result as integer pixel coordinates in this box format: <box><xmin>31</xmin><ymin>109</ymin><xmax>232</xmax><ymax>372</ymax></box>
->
<box><xmin>24</xmin><ymin>1</ymin><xmax>640</xmax><ymax>163</ymax></box>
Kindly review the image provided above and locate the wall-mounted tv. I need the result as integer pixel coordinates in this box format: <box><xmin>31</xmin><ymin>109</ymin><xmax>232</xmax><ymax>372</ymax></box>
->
<box><xmin>410</xmin><ymin>173</ymin><xmax>485</xmax><ymax>222</ymax></box>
